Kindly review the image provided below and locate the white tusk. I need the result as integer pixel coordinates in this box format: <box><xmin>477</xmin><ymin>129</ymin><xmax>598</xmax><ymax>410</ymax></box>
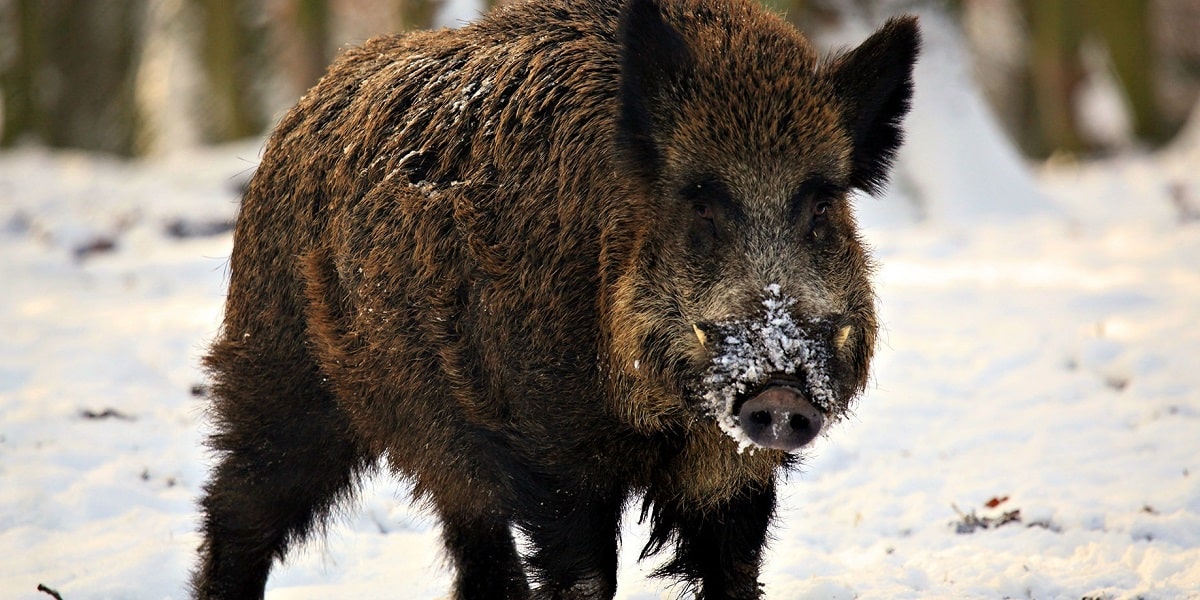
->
<box><xmin>835</xmin><ymin>325</ymin><xmax>853</xmax><ymax>351</ymax></box>
<box><xmin>692</xmin><ymin>324</ymin><xmax>708</xmax><ymax>347</ymax></box>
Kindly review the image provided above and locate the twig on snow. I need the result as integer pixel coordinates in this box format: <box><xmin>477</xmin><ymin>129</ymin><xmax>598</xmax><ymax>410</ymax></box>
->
<box><xmin>37</xmin><ymin>583</ymin><xmax>65</xmax><ymax>600</ymax></box>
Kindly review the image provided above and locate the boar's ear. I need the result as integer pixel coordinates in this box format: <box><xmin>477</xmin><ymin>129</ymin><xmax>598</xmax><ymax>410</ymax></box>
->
<box><xmin>616</xmin><ymin>0</ymin><xmax>693</xmax><ymax>181</ymax></box>
<box><xmin>826</xmin><ymin>16</ymin><xmax>920</xmax><ymax>194</ymax></box>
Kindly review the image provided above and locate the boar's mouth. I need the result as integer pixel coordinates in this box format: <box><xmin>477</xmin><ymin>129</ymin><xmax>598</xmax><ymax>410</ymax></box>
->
<box><xmin>690</xmin><ymin>288</ymin><xmax>844</xmax><ymax>453</ymax></box>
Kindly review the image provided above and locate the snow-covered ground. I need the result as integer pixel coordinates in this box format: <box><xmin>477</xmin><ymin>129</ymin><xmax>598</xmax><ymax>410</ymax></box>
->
<box><xmin>3</xmin><ymin>131</ymin><xmax>1198</xmax><ymax>599</ymax></box>
<box><xmin>4</xmin><ymin>15</ymin><xmax>1200</xmax><ymax>600</ymax></box>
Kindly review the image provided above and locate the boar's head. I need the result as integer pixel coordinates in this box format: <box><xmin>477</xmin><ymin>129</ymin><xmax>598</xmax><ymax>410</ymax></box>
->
<box><xmin>606</xmin><ymin>0</ymin><xmax>918</xmax><ymax>451</ymax></box>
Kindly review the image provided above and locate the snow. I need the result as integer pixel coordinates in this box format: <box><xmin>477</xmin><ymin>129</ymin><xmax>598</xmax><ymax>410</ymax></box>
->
<box><xmin>894</xmin><ymin>8</ymin><xmax>1056</xmax><ymax>226</ymax></box>
<box><xmin>3</xmin><ymin>17</ymin><xmax>1200</xmax><ymax>600</ymax></box>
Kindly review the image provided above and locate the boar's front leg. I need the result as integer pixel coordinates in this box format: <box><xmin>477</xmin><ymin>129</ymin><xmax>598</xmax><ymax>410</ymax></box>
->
<box><xmin>439</xmin><ymin>507</ymin><xmax>530</xmax><ymax>600</ymax></box>
<box><xmin>646</xmin><ymin>479</ymin><xmax>776</xmax><ymax>600</ymax></box>
<box><xmin>518</xmin><ymin>484</ymin><xmax>625</xmax><ymax>599</ymax></box>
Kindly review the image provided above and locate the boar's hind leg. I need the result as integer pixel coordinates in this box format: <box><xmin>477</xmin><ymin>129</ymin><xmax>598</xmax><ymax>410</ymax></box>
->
<box><xmin>645</xmin><ymin>479</ymin><xmax>776</xmax><ymax>600</ymax></box>
<box><xmin>192</xmin><ymin>353</ymin><xmax>371</xmax><ymax>599</ymax></box>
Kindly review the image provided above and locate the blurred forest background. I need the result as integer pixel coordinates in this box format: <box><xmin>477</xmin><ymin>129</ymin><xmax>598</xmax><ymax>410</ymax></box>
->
<box><xmin>1</xmin><ymin>0</ymin><xmax>1198</xmax><ymax>160</ymax></box>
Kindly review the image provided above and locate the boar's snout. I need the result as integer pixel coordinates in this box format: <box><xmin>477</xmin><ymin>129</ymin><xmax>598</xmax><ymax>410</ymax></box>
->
<box><xmin>736</xmin><ymin>385</ymin><xmax>824</xmax><ymax>451</ymax></box>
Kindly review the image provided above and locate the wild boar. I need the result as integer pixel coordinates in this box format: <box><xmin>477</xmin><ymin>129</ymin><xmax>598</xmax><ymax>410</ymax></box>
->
<box><xmin>191</xmin><ymin>0</ymin><xmax>918</xmax><ymax>597</ymax></box>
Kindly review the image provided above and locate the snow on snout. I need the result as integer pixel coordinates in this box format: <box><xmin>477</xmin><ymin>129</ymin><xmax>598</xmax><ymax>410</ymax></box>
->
<box><xmin>700</xmin><ymin>284</ymin><xmax>836</xmax><ymax>452</ymax></box>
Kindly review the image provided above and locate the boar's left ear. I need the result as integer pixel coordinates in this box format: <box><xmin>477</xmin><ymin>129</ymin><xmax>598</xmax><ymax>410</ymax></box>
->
<box><xmin>826</xmin><ymin>16</ymin><xmax>920</xmax><ymax>194</ymax></box>
<box><xmin>616</xmin><ymin>0</ymin><xmax>694</xmax><ymax>182</ymax></box>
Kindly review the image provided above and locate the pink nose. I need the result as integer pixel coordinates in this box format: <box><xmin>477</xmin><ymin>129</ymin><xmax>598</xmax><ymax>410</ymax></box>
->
<box><xmin>736</xmin><ymin>386</ymin><xmax>823</xmax><ymax>451</ymax></box>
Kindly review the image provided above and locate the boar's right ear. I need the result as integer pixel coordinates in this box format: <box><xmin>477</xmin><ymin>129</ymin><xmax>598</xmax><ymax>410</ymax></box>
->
<box><xmin>826</xmin><ymin>16</ymin><xmax>920</xmax><ymax>195</ymax></box>
<box><xmin>616</xmin><ymin>0</ymin><xmax>693</xmax><ymax>182</ymax></box>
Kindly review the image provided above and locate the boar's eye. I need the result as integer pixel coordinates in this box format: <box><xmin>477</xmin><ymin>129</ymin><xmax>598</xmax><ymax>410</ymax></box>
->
<box><xmin>805</xmin><ymin>199</ymin><xmax>832</xmax><ymax>237</ymax></box>
<box><xmin>681</xmin><ymin>178</ymin><xmax>732</xmax><ymax>228</ymax></box>
<box><xmin>682</xmin><ymin>178</ymin><xmax>734</xmax><ymax>251</ymax></box>
<box><xmin>693</xmin><ymin>200</ymin><xmax>718</xmax><ymax>240</ymax></box>
<box><xmin>792</xmin><ymin>177</ymin><xmax>842</xmax><ymax>235</ymax></box>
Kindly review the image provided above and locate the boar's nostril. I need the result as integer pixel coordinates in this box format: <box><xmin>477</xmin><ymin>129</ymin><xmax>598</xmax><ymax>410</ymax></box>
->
<box><xmin>735</xmin><ymin>386</ymin><xmax>824</xmax><ymax>452</ymax></box>
<box><xmin>790</xmin><ymin>413</ymin><xmax>811</xmax><ymax>431</ymax></box>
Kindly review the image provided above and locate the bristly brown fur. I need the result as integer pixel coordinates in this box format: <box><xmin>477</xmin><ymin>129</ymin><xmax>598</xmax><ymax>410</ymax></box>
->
<box><xmin>192</xmin><ymin>0</ymin><xmax>919</xmax><ymax>597</ymax></box>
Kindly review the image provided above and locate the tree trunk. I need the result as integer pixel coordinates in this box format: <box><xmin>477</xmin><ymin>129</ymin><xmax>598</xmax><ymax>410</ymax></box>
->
<box><xmin>1</xmin><ymin>0</ymin><xmax>147</xmax><ymax>155</ymax></box>
<box><xmin>1092</xmin><ymin>0</ymin><xmax>1168</xmax><ymax>145</ymax></box>
<box><xmin>192</xmin><ymin>0</ymin><xmax>268</xmax><ymax>142</ymax></box>
<box><xmin>395</xmin><ymin>0</ymin><xmax>443</xmax><ymax>31</ymax></box>
<box><xmin>1024</xmin><ymin>0</ymin><xmax>1088</xmax><ymax>157</ymax></box>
